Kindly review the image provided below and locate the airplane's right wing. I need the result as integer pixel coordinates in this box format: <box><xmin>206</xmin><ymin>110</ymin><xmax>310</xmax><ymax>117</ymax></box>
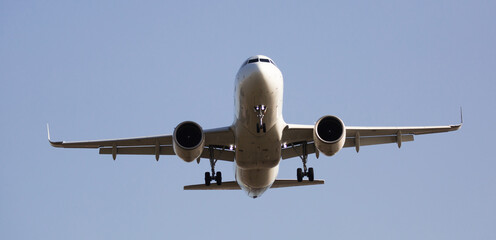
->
<box><xmin>48</xmin><ymin>125</ymin><xmax>235</xmax><ymax>161</ymax></box>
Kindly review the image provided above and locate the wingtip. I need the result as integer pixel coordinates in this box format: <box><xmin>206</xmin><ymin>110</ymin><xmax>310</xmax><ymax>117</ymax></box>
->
<box><xmin>460</xmin><ymin>106</ymin><xmax>463</xmax><ymax>124</ymax></box>
<box><xmin>452</xmin><ymin>124</ymin><xmax>462</xmax><ymax>130</ymax></box>
<box><xmin>47</xmin><ymin>123</ymin><xmax>51</xmax><ymax>141</ymax></box>
<box><xmin>452</xmin><ymin>107</ymin><xmax>463</xmax><ymax>131</ymax></box>
<box><xmin>47</xmin><ymin>124</ymin><xmax>63</xmax><ymax>147</ymax></box>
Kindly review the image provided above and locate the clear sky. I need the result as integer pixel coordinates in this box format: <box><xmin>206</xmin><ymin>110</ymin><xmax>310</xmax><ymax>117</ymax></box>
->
<box><xmin>1</xmin><ymin>1</ymin><xmax>495</xmax><ymax>239</ymax></box>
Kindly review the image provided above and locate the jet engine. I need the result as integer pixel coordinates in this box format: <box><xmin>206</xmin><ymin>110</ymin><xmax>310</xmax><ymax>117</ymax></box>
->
<box><xmin>313</xmin><ymin>115</ymin><xmax>346</xmax><ymax>156</ymax></box>
<box><xmin>173</xmin><ymin>121</ymin><xmax>205</xmax><ymax>162</ymax></box>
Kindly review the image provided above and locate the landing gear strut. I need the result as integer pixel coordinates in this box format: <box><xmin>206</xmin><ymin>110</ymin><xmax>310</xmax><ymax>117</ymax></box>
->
<box><xmin>204</xmin><ymin>146</ymin><xmax>222</xmax><ymax>186</ymax></box>
<box><xmin>296</xmin><ymin>142</ymin><xmax>314</xmax><ymax>182</ymax></box>
<box><xmin>254</xmin><ymin>105</ymin><xmax>267</xmax><ymax>133</ymax></box>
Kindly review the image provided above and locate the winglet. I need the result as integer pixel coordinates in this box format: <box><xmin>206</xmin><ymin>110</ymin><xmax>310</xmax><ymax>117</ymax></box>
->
<box><xmin>47</xmin><ymin>123</ymin><xmax>51</xmax><ymax>141</ymax></box>
<box><xmin>448</xmin><ymin>107</ymin><xmax>463</xmax><ymax>131</ymax></box>
<box><xmin>47</xmin><ymin>124</ymin><xmax>63</xmax><ymax>147</ymax></box>
<box><xmin>460</xmin><ymin>107</ymin><xmax>463</xmax><ymax>124</ymax></box>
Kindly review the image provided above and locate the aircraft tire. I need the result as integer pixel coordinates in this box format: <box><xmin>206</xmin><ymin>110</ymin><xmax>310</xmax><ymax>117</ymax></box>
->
<box><xmin>215</xmin><ymin>171</ymin><xmax>222</xmax><ymax>185</ymax></box>
<box><xmin>205</xmin><ymin>172</ymin><xmax>211</xmax><ymax>186</ymax></box>
<box><xmin>308</xmin><ymin>168</ymin><xmax>314</xmax><ymax>181</ymax></box>
<box><xmin>297</xmin><ymin>168</ymin><xmax>303</xmax><ymax>182</ymax></box>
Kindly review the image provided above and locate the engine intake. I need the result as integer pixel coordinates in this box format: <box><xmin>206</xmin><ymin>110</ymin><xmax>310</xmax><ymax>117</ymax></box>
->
<box><xmin>173</xmin><ymin>121</ymin><xmax>205</xmax><ymax>162</ymax></box>
<box><xmin>313</xmin><ymin>115</ymin><xmax>346</xmax><ymax>156</ymax></box>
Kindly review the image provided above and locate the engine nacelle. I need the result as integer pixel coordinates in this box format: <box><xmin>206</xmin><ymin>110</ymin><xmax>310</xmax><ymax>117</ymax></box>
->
<box><xmin>313</xmin><ymin>115</ymin><xmax>346</xmax><ymax>156</ymax></box>
<box><xmin>173</xmin><ymin>121</ymin><xmax>205</xmax><ymax>162</ymax></box>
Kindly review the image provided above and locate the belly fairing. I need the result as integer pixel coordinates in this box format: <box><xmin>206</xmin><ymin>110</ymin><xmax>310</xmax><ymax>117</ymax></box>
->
<box><xmin>232</xmin><ymin>60</ymin><xmax>285</xmax><ymax>198</ymax></box>
<box><xmin>234</xmin><ymin>62</ymin><xmax>284</xmax><ymax>169</ymax></box>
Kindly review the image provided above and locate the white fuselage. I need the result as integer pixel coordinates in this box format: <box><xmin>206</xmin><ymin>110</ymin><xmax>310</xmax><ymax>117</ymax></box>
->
<box><xmin>233</xmin><ymin>56</ymin><xmax>285</xmax><ymax>198</ymax></box>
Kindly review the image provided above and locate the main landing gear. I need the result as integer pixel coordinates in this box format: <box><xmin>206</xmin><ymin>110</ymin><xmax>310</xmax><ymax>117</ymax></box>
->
<box><xmin>296</xmin><ymin>142</ymin><xmax>314</xmax><ymax>182</ymax></box>
<box><xmin>254</xmin><ymin>105</ymin><xmax>267</xmax><ymax>133</ymax></box>
<box><xmin>204</xmin><ymin>146</ymin><xmax>222</xmax><ymax>186</ymax></box>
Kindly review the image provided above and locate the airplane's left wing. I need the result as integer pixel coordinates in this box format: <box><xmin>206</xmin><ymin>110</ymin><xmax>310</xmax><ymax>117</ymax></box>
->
<box><xmin>48</xmin><ymin>125</ymin><xmax>235</xmax><ymax>161</ymax></box>
<box><xmin>281</xmin><ymin>122</ymin><xmax>461</xmax><ymax>159</ymax></box>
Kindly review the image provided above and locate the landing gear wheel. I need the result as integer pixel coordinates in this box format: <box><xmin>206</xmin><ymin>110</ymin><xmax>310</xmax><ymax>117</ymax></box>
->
<box><xmin>308</xmin><ymin>167</ymin><xmax>314</xmax><ymax>181</ymax></box>
<box><xmin>204</xmin><ymin>172</ymin><xmax>211</xmax><ymax>186</ymax></box>
<box><xmin>297</xmin><ymin>168</ymin><xmax>303</xmax><ymax>182</ymax></box>
<box><xmin>215</xmin><ymin>171</ymin><xmax>222</xmax><ymax>185</ymax></box>
<box><xmin>254</xmin><ymin>105</ymin><xmax>267</xmax><ymax>133</ymax></box>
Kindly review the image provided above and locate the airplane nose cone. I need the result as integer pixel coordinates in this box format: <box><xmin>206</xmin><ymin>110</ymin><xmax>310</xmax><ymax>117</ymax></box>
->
<box><xmin>244</xmin><ymin>63</ymin><xmax>265</xmax><ymax>78</ymax></box>
<box><xmin>239</xmin><ymin>63</ymin><xmax>281</xmax><ymax>90</ymax></box>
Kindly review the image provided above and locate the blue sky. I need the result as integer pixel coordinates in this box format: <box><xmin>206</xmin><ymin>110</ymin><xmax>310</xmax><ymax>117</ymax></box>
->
<box><xmin>1</xmin><ymin>1</ymin><xmax>495</xmax><ymax>239</ymax></box>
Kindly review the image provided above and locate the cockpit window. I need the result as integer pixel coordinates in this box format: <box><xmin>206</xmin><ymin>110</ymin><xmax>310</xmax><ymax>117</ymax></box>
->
<box><xmin>242</xmin><ymin>57</ymin><xmax>277</xmax><ymax>67</ymax></box>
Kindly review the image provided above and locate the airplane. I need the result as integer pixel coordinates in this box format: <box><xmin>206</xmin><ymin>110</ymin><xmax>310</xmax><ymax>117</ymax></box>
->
<box><xmin>48</xmin><ymin>55</ymin><xmax>462</xmax><ymax>198</ymax></box>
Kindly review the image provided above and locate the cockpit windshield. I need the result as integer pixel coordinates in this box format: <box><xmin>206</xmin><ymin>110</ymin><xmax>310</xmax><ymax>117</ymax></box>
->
<box><xmin>242</xmin><ymin>57</ymin><xmax>276</xmax><ymax>68</ymax></box>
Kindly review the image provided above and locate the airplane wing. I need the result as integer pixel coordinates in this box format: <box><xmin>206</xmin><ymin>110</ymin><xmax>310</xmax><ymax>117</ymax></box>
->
<box><xmin>48</xmin><ymin>125</ymin><xmax>235</xmax><ymax>161</ymax></box>
<box><xmin>281</xmin><ymin>122</ymin><xmax>462</xmax><ymax>159</ymax></box>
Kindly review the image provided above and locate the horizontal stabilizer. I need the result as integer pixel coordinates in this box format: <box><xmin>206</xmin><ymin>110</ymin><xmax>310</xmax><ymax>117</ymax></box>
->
<box><xmin>184</xmin><ymin>181</ymin><xmax>241</xmax><ymax>190</ymax></box>
<box><xmin>184</xmin><ymin>179</ymin><xmax>324</xmax><ymax>190</ymax></box>
<box><xmin>271</xmin><ymin>179</ymin><xmax>324</xmax><ymax>188</ymax></box>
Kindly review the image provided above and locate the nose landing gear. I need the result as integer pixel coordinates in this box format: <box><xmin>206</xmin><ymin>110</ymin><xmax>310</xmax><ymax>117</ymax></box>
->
<box><xmin>254</xmin><ymin>105</ymin><xmax>267</xmax><ymax>133</ymax></box>
<box><xmin>256</xmin><ymin>123</ymin><xmax>266</xmax><ymax>133</ymax></box>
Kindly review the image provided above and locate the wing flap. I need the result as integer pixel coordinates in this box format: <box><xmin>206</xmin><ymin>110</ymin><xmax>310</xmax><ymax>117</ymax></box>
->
<box><xmin>281</xmin><ymin>142</ymin><xmax>317</xmax><ymax>160</ymax></box>
<box><xmin>199</xmin><ymin>147</ymin><xmax>235</xmax><ymax>162</ymax></box>
<box><xmin>346</xmin><ymin>124</ymin><xmax>461</xmax><ymax>137</ymax></box>
<box><xmin>99</xmin><ymin>146</ymin><xmax>175</xmax><ymax>155</ymax></box>
<box><xmin>99</xmin><ymin>145</ymin><xmax>235</xmax><ymax>161</ymax></box>
<box><xmin>344</xmin><ymin>134</ymin><xmax>414</xmax><ymax>148</ymax></box>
